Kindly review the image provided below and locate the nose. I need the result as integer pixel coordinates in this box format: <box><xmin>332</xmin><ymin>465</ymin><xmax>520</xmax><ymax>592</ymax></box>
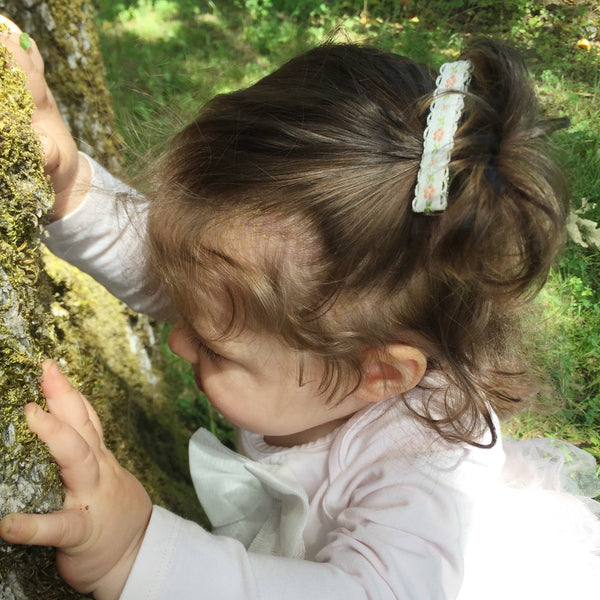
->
<box><xmin>167</xmin><ymin>319</ymin><xmax>199</xmax><ymax>363</ymax></box>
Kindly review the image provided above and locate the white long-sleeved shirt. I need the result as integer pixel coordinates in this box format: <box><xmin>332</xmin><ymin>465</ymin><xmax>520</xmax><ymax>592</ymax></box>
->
<box><xmin>43</xmin><ymin>154</ymin><xmax>600</xmax><ymax>600</ymax></box>
<box><xmin>44</xmin><ymin>153</ymin><xmax>170</xmax><ymax>318</ymax></box>
<box><xmin>121</xmin><ymin>396</ymin><xmax>503</xmax><ymax>600</ymax></box>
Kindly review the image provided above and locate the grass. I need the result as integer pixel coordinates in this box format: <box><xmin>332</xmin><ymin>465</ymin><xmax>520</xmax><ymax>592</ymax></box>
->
<box><xmin>92</xmin><ymin>0</ymin><xmax>600</xmax><ymax>463</ymax></box>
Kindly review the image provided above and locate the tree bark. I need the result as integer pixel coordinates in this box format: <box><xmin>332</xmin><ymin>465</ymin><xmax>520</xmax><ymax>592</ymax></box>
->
<box><xmin>0</xmin><ymin>3</ymin><xmax>203</xmax><ymax>599</ymax></box>
<box><xmin>0</xmin><ymin>0</ymin><xmax>123</xmax><ymax>172</ymax></box>
<box><xmin>0</xmin><ymin>19</ymin><xmax>85</xmax><ymax>597</ymax></box>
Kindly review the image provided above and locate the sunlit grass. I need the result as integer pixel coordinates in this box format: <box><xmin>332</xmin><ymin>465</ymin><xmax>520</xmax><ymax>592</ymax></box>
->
<box><xmin>507</xmin><ymin>269</ymin><xmax>600</xmax><ymax>462</ymax></box>
<box><xmin>112</xmin><ymin>0</ymin><xmax>181</xmax><ymax>39</ymax></box>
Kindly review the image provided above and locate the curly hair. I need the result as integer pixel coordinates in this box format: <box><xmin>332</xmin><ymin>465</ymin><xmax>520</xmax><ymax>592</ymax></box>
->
<box><xmin>147</xmin><ymin>40</ymin><xmax>568</xmax><ymax>447</ymax></box>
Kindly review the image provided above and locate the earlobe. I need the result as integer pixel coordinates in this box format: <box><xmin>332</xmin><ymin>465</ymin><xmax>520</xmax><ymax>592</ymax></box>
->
<box><xmin>359</xmin><ymin>345</ymin><xmax>427</xmax><ymax>404</ymax></box>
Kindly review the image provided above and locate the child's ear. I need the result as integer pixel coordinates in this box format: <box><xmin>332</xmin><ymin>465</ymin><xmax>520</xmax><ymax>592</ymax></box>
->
<box><xmin>357</xmin><ymin>345</ymin><xmax>427</xmax><ymax>404</ymax></box>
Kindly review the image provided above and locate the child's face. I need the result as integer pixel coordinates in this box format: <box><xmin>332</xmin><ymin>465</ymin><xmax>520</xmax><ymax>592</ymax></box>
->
<box><xmin>167</xmin><ymin>318</ymin><xmax>373</xmax><ymax>447</ymax></box>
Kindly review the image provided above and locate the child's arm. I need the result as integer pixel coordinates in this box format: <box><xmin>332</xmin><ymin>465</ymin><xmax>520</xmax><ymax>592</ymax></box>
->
<box><xmin>0</xmin><ymin>360</ymin><xmax>153</xmax><ymax>600</ymax></box>
<box><xmin>0</xmin><ymin>16</ymin><xmax>90</xmax><ymax>220</ymax></box>
<box><xmin>42</xmin><ymin>155</ymin><xmax>175</xmax><ymax>319</ymax></box>
<box><xmin>2</xmin><ymin>15</ymin><xmax>173</xmax><ymax>319</ymax></box>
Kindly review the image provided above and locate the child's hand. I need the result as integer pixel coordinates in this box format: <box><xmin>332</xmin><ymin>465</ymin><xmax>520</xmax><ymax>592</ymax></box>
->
<box><xmin>0</xmin><ymin>15</ymin><xmax>90</xmax><ymax>220</ymax></box>
<box><xmin>0</xmin><ymin>360</ymin><xmax>152</xmax><ymax>600</ymax></box>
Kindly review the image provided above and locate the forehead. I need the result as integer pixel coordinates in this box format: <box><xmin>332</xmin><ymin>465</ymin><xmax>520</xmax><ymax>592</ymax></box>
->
<box><xmin>152</xmin><ymin>210</ymin><xmax>317</xmax><ymax>340</ymax></box>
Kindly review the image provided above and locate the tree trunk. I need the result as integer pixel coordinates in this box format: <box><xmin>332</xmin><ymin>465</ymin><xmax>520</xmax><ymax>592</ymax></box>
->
<box><xmin>0</xmin><ymin>30</ymin><xmax>75</xmax><ymax>598</ymax></box>
<box><xmin>0</xmin><ymin>3</ymin><xmax>204</xmax><ymax>598</ymax></box>
<box><xmin>0</xmin><ymin>0</ymin><xmax>123</xmax><ymax>172</ymax></box>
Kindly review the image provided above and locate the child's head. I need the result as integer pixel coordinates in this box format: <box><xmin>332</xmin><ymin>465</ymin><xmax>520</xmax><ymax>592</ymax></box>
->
<box><xmin>148</xmin><ymin>40</ymin><xmax>567</xmax><ymax>446</ymax></box>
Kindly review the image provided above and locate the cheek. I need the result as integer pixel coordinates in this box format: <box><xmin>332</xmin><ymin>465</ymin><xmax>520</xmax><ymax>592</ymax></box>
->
<box><xmin>199</xmin><ymin>377</ymin><xmax>236</xmax><ymax>421</ymax></box>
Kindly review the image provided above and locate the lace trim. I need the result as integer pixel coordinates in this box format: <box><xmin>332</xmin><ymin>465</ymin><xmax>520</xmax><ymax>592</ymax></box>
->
<box><xmin>412</xmin><ymin>60</ymin><xmax>472</xmax><ymax>214</ymax></box>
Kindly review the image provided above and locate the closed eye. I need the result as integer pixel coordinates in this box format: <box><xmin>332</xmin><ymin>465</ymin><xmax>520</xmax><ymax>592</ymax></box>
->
<box><xmin>182</xmin><ymin>326</ymin><xmax>224</xmax><ymax>362</ymax></box>
<box><xmin>198</xmin><ymin>340</ymin><xmax>223</xmax><ymax>362</ymax></box>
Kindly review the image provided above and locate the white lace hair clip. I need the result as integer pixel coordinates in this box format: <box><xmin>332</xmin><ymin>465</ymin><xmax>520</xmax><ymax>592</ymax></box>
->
<box><xmin>412</xmin><ymin>59</ymin><xmax>473</xmax><ymax>214</ymax></box>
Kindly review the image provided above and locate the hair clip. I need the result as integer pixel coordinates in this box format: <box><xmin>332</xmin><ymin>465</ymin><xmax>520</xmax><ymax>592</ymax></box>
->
<box><xmin>412</xmin><ymin>60</ymin><xmax>472</xmax><ymax>214</ymax></box>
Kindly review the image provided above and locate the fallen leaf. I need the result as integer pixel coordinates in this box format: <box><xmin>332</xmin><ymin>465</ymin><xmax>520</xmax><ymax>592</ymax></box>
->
<box><xmin>19</xmin><ymin>32</ymin><xmax>31</xmax><ymax>51</ymax></box>
<box><xmin>577</xmin><ymin>38</ymin><xmax>591</xmax><ymax>51</ymax></box>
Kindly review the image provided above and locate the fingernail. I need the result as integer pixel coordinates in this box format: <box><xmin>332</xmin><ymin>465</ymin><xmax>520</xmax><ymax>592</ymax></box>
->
<box><xmin>41</xmin><ymin>359</ymin><xmax>58</xmax><ymax>379</ymax></box>
<box><xmin>0</xmin><ymin>515</ymin><xmax>16</xmax><ymax>540</ymax></box>
<box><xmin>24</xmin><ymin>403</ymin><xmax>42</xmax><ymax>421</ymax></box>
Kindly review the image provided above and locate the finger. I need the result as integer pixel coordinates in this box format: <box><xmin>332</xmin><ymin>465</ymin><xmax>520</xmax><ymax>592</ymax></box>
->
<box><xmin>0</xmin><ymin>26</ymin><xmax>46</xmax><ymax>97</ymax></box>
<box><xmin>0</xmin><ymin>15</ymin><xmax>22</xmax><ymax>34</ymax></box>
<box><xmin>79</xmin><ymin>393</ymin><xmax>105</xmax><ymax>441</ymax></box>
<box><xmin>0</xmin><ymin>19</ymin><xmax>41</xmax><ymax>69</ymax></box>
<box><xmin>21</xmin><ymin>34</ymin><xmax>44</xmax><ymax>72</ymax></box>
<box><xmin>0</xmin><ymin>27</ymin><xmax>34</xmax><ymax>68</ymax></box>
<box><xmin>0</xmin><ymin>507</ymin><xmax>91</xmax><ymax>549</ymax></box>
<box><xmin>40</xmin><ymin>360</ymin><xmax>103</xmax><ymax>448</ymax></box>
<box><xmin>32</xmin><ymin>126</ymin><xmax>58</xmax><ymax>171</ymax></box>
<box><xmin>25</xmin><ymin>403</ymin><xmax>100</xmax><ymax>494</ymax></box>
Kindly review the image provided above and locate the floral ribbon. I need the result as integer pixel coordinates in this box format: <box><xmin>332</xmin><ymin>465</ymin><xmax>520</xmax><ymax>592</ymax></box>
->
<box><xmin>412</xmin><ymin>60</ymin><xmax>472</xmax><ymax>214</ymax></box>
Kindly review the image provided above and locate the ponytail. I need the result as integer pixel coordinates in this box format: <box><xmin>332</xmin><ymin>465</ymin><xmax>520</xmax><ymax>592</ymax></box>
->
<box><xmin>434</xmin><ymin>39</ymin><xmax>569</xmax><ymax>299</ymax></box>
<box><xmin>148</xmin><ymin>41</ymin><xmax>569</xmax><ymax>447</ymax></box>
<box><xmin>403</xmin><ymin>40</ymin><xmax>569</xmax><ymax>445</ymax></box>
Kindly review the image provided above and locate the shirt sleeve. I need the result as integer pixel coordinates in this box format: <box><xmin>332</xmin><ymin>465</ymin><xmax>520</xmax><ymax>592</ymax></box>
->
<box><xmin>119</xmin><ymin>446</ymin><xmax>498</xmax><ymax>600</ymax></box>
<box><xmin>42</xmin><ymin>153</ymin><xmax>172</xmax><ymax>319</ymax></box>
<box><xmin>120</xmin><ymin>505</ymin><xmax>368</xmax><ymax>600</ymax></box>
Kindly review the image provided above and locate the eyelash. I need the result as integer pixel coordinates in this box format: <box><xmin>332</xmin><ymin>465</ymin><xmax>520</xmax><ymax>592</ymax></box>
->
<box><xmin>199</xmin><ymin>341</ymin><xmax>223</xmax><ymax>362</ymax></box>
<box><xmin>183</xmin><ymin>328</ymin><xmax>224</xmax><ymax>362</ymax></box>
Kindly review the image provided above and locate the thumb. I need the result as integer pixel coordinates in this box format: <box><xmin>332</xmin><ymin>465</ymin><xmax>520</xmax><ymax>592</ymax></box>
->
<box><xmin>0</xmin><ymin>508</ymin><xmax>90</xmax><ymax>548</ymax></box>
<box><xmin>32</xmin><ymin>125</ymin><xmax>60</xmax><ymax>174</ymax></box>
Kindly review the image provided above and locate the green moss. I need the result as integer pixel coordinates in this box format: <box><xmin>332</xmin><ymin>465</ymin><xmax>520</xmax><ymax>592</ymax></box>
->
<box><xmin>0</xmin><ymin>25</ymin><xmax>86</xmax><ymax>600</ymax></box>
<box><xmin>1</xmin><ymin>0</ymin><xmax>125</xmax><ymax>173</ymax></box>
<box><xmin>1</xmin><ymin>12</ymin><xmax>207</xmax><ymax>597</ymax></box>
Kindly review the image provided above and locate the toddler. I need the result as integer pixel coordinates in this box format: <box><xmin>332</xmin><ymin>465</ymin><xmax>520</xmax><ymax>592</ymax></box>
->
<box><xmin>1</xmin><ymin>19</ymin><xmax>599</xmax><ymax>599</ymax></box>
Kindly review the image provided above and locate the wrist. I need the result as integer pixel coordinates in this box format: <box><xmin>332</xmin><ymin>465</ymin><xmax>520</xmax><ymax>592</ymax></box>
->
<box><xmin>92</xmin><ymin>539</ymin><xmax>148</xmax><ymax>600</ymax></box>
<box><xmin>50</xmin><ymin>152</ymin><xmax>92</xmax><ymax>222</ymax></box>
<box><xmin>91</xmin><ymin>497</ymin><xmax>152</xmax><ymax>600</ymax></box>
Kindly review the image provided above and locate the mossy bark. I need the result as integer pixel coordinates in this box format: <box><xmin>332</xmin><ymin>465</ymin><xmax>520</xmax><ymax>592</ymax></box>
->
<box><xmin>0</xmin><ymin>0</ymin><xmax>123</xmax><ymax>173</ymax></box>
<box><xmin>0</xmin><ymin>33</ymin><xmax>72</xmax><ymax>599</ymax></box>
<box><xmin>0</xmin><ymin>3</ymin><xmax>205</xmax><ymax>599</ymax></box>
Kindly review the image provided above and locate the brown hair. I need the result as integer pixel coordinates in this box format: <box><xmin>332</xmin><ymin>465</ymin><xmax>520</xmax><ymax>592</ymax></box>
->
<box><xmin>147</xmin><ymin>40</ymin><xmax>568</xmax><ymax>447</ymax></box>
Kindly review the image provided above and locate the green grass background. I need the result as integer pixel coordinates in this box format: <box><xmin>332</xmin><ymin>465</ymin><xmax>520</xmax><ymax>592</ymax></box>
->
<box><xmin>92</xmin><ymin>0</ymin><xmax>600</xmax><ymax>463</ymax></box>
